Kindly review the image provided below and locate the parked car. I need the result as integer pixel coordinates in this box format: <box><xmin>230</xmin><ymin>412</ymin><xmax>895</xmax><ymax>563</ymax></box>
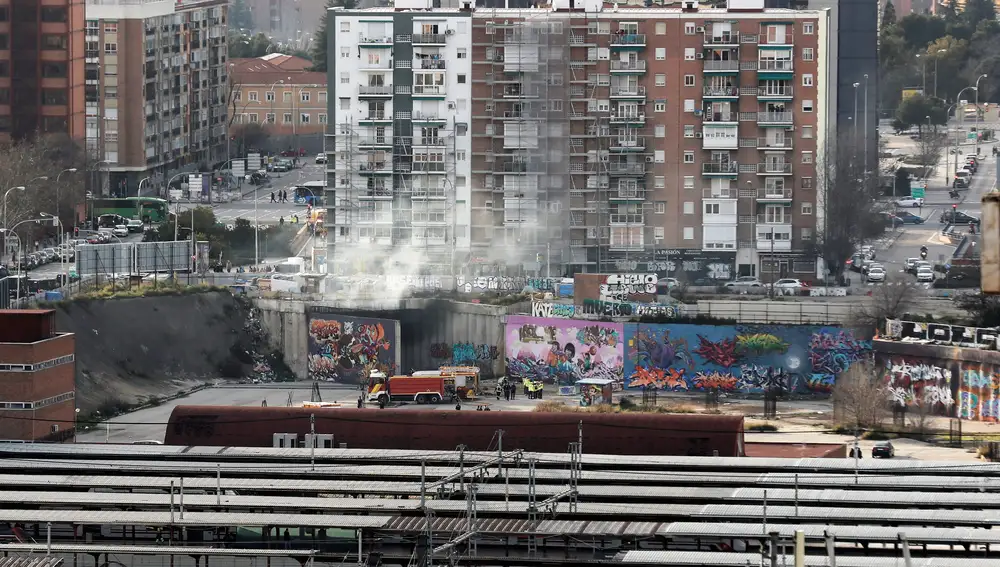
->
<box><xmin>954</xmin><ymin>175</ymin><xmax>970</xmax><ymax>189</ymax></box>
<box><xmin>861</xmin><ymin>245</ymin><xmax>876</xmax><ymax>260</ymax></box>
<box><xmin>916</xmin><ymin>267</ymin><xmax>935</xmax><ymax>282</ymax></box>
<box><xmin>112</xmin><ymin>225</ymin><xmax>129</xmax><ymax>238</ymax></box>
<box><xmin>127</xmin><ymin>219</ymin><xmax>144</xmax><ymax>233</ymax></box>
<box><xmin>896</xmin><ymin>197</ymin><xmax>924</xmax><ymax>208</ymax></box>
<box><xmin>772</xmin><ymin>278</ymin><xmax>809</xmax><ymax>291</ymax></box>
<box><xmin>904</xmin><ymin>258</ymin><xmax>921</xmax><ymax>273</ymax></box>
<box><xmin>862</xmin><ymin>261</ymin><xmax>883</xmax><ymax>275</ymax></box>
<box><xmin>866</xmin><ymin>266</ymin><xmax>887</xmax><ymax>282</ymax></box>
<box><xmin>847</xmin><ymin>253</ymin><xmax>868</xmax><ymax>272</ymax></box>
<box><xmin>894</xmin><ymin>211</ymin><xmax>925</xmax><ymax>224</ymax></box>
<box><xmin>725</xmin><ymin>276</ymin><xmax>764</xmax><ymax>292</ymax></box>
<box><xmin>871</xmin><ymin>440</ymin><xmax>895</xmax><ymax>458</ymax></box>
<box><xmin>940</xmin><ymin>211</ymin><xmax>980</xmax><ymax>225</ymax></box>
<box><xmin>315</xmin><ymin>153</ymin><xmax>328</xmax><ymax>164</ymax></box>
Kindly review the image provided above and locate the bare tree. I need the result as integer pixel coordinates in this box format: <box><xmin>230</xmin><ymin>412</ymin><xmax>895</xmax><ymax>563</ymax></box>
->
<box><xmin>850</xmin><ymin>277</ymin><xmax>918</xmax><ymax>328</ymax></box>
<box><xmin>814</xmin><ymin>132</ymin><xmax>886</xmax><ymax>282</ymax></box>
<box><xmin>227</xmin><ymin>76</ymin><xmax>251</xmax><ymax>130</ymax></box>
<box><xmin>1</xmin><ymin>134</ymin><xmax>87</xmax><ymax>230</ymax></box>
<box><xmin>231</xmin><ymin>123</ymin><xmax>270</xmax><ymax>156</ymax></box>
<box><xmin>914</xmin><ymin>128</ymin><xmax>947</xmax><ymax>169</ymax></box>
<box><xmin>833</xmin><ymin>360</ymin><xmax>888</xmax><ymax>431</ymax></box>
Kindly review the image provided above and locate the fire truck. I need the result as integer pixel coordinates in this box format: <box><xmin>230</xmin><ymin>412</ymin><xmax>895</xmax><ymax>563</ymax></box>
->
<box><xmin>367</xmin><ymin>374</ymin><xmax>458</xmax><ymax>405</ymax></box>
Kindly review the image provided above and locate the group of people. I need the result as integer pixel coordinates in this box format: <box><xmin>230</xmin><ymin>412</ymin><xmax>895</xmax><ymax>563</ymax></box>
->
<box><xmin>270</xmin><ymin>190</ymin><xmax>291</xmax><ymax>203</ymax></box>
<box><xmin>278</xmin><ymin>215</ymin><xmax>300</xmax><ymax>225</ymax></box>
<box><xmin>496</xmin><ymin>377</ymin><xmax>519</xmax><ymax>401</ymax></box>
<box><xmin>495</xmin><ymin>377</ymin><xmax>545</xmax><ymax>400</ymax></box>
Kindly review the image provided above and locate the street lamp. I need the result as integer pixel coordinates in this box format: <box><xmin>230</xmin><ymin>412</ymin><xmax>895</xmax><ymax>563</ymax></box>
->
<box><xmin>864</xmin><ymin>73</ymin><xmax>870</xmax><ymax>177</ymax></box>
<box><xmin>2</xmin><ymin>186</ymin><xmax>25</xmax><ymax>229</ymax></box>
<box><xmin>55</xmin><ymin>168</ymin><xmax>78</xmax><ymax>231</ymax></box>
<box><xmin>975</xmin><ymin>73</ymin><xmax>988</xmax><ymax>154</ymax></box>
<box><xmin>39</xmin><ymin>212</ymin><xmax>67</xmax><ymax>285</ymax></box>
<box><xmin>165</xmin><ymin>172</ymin><xmax>190</xmax><ymax>242</ymax></box>
<box><xmin>852</xmin><ymin>82</ymin><xmax>860</xmax><ymax>156</ymax></box>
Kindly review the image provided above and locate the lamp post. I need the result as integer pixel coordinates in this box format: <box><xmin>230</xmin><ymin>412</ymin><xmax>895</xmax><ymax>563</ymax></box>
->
<box><xmin>975</xmin><ymin>73</ymin><xmax>988</xmax><ymax>154</ymax></box>
<box><xmin>852</xmin><ymin>82</ymin><xmax>860</xmax><ymax>157</ymax></box>
<box><xmin>864</xmin><ymin>74</ymin><xmax>870</xmax><ymax>178</ymax></box>
<box><xmin>269</xmin><ymin>79</ymin><xmax>284</xmax><ymax>134</ymax></box>
<box><xmin>54</xmin><ymin>168</ymin><xmax>78</xmax><ymax>230</ymax></box>
<box><xmin>165</xmin><ymin>172</ymin><xmax>189</xmax><ymax>242</ymax></box>
<box><xmin>2</xmin><ymin>186</ymin><xmax>25</xmax><ymax>229</ymax></box>
<box><xmin>137</xmin><ymin>176</ymin><xmax>151</xmax><ymax>197</ymax></box>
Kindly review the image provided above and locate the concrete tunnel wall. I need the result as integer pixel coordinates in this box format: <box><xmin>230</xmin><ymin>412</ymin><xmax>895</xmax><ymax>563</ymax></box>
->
<box><xmin>253</xmin><ymin>298</ymin><xmax>523</xmax><ymax>380</ymax></box>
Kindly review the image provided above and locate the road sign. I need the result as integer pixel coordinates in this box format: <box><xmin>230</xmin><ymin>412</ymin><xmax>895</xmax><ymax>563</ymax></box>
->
<box><xmin>912</xmin><ymin>187</ymin><xmax>925</xmax><ymax>199</ymax></box>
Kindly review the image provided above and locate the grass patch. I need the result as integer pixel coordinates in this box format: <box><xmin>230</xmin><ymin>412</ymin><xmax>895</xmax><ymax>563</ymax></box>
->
<box><xmin>747</xmin><ymin>422</ymin><xmax>780</xmax><ymax>432</ymax></box>
<box><xmin>39</xmin><ymin>283</ymin><xmax>229</xmax><ymax>306</ymax></box>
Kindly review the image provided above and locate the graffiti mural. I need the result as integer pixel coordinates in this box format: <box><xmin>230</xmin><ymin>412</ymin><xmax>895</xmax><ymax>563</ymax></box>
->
<box><xmin>958</xmin><ymin>365</ymin><xmax>1000</xmax><ymax>421</ymax></box>
<box><xmin>306</xmin><ymin>309</ymin><xmax>401</xmax><ymax>384</ymax></box>
<box><xmin>457</xmin><ymin>275</ymin><xmax>558</xmax><ymax>294</ymax></box>
<box><xmin>622</xmin><ymin>324</ymin><xmax>871</xmax><ymax>394</ymax></box>
<box><xmin>873</xmin><ymin>350</ymin><xmax>1000</xmax><ymax>421</ymax></box>
<box><xmin>505</xmin><ymin>316</ymin><xmax>624</xmax><ymax>386</ymax></box>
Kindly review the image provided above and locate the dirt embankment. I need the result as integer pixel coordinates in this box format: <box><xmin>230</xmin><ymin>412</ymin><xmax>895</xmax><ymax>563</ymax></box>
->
<box><xmin>55</xmin><ymin>291</ymin><xmax>290</xmax><ymax>413</ymax></box>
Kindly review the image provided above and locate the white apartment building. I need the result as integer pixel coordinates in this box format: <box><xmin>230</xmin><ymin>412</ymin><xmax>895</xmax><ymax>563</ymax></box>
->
<box><xmin>326</xmin><ymin>6</ymin><xmax>474</xmax><ymax>276</ymax></box>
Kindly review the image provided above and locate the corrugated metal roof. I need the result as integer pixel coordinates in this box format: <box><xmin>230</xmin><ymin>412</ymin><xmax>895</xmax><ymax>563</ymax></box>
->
<box><xmin>693</xmin><ymin>503</ymin><xmax>1000</xmax><ymax>525</ymax></box>
<box><xmin>619</xmin><ymin>551</ymin><xmax>1000</xmax><ymax>567</ymax></box>
<box><xmin>0</xmin><ymin>544</ymin><xmax>315</xmax><ymax>557</ymax></box>
<box><xmin>0</xmin><ymin>557</ymin><xmax>63</xmax><ymax>567</ymax></box>
<box><xmin>0</xmin><ymin>509</ymin><xmax>392</xmax><ymax>529</ymax></box>
<box><xmin>659</xmin><ymin>522</ymin><xmax>1000</xmax><ymax>544</ymax></box>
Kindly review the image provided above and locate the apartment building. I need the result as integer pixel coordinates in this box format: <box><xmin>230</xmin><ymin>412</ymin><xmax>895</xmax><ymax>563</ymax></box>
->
<box><xmin>325</xmin><ymin>5</ymin><xmax>474</xmax><ymax>276</ymax></box>
<box><xmin>467</xmin><ymin>0</ymin><xmax>829</xmax><ymax>281</ymax></box>
<box><xmin>0</xmin><ymin>0</ymin><xmax>86</xmax><ymax>142</ymax></box>
<box><xmin>229</xmin><ymin>54</ymin><xmax>327</xmax><ymax>150</ymax></box>
<box><xmin>84</xmin><ymin>0</ymin><xmax>229</xmax><ymax>196</ymax></box>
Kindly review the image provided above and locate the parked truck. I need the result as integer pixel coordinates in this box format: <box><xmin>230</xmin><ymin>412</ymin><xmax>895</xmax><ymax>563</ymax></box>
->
<box><xmin>367</xmin><ymin>375</ymin><xmax>458</xmax><ymax>405</ymax></box>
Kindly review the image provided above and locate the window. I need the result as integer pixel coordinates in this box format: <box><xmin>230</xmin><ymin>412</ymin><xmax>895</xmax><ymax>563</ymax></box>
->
<box><xmin>248</xmin><ymin>91</ymin><xmax>259</xmax><ymax>102</ymax></box>
<box><xmin>104</xmin><ymin>42</ymin><xmax>117</xmax><ymax>54</ymax></box>
<box><xmin>655</xmin><ymin>74</ymin><xmax>666</xmax><ymax>87</ymax></box>
<box><xmin>656</xmin><ymin>22</ymin><xmax>667</xmax><ymax>35</ymax></box>
<box><xmin>486</xmin><ymin>22</ymin><xmax>495</xmax><ymax>34</ymax></box>
<box><xmin>803</xmin><ymin>22</ymin><xmax>814</xmax><ymax>35</ymax></box>
<box><xmin>654</xmin><ymin>150</ymin><xmax>665</xmax><ymax>163</ymax></box>
<box><xmin>801</xmin><ymin>125</ymin><xmax>813</xmax><ymax>138</ymax></box>
<box><xmin>340</xmin><ymin>97</ymin><xmax>351</xmax><ymax>110</ymax></box>
<box><xmin>457</xmin><ymin>150</ymin><xmax>466</xmax><ymax>160</ymax></box>
<box><xmin>301</xmin><ymin>91</ymin><xmax>311</xmax><ymax>102</ymax></box>
<box><xmin>266</xmin><ymin>113</ymin><xmax>275</xmax><ymax>124</ymax></box>
<box><xmin>684</xmin><ymin>47</ymin><xmax>695</xmax><ymax>60</ymax></box>
<box><xmin>283</xmin><ymin>113</ymin><xmax>292</xmax><ymax>123</ymax></box>
<box><xmin>456</xmin><ymin>123</ymin><xmax>468</xmax><ymax>135</ymax></box>
<box><xmin>284</xmin><ymin>91</ymin><xmax>292</xmax><ymax>102</ymax></box>
<box><xmin>683</xmin><ymin>176</ymin><xmax>694</xmax><ymax>189</ymax></box>
<box><xmin>319</xmin><ymin>91</ymin><xmax>328</xmax><ymax>102</ymax></box>
<box><xmin>684</xmin><ymin>125</ymin><xmax>695</xmax><ymax>137</ymax></box>
<box><xmin>705</xmin><ymin>203</ymin><xmax>720</xmax><ymax>214</ymax></box>
<box><xmin>249</xmin><ymin>113</ymin><xmax>259</xmax><ymax>123</ymax></box>
<box><xmin>102</xmin><ymin>87</ymin><xmax>116</xmax><ymax>99</ymax></box>
<box><xmin>683</xmin><ymin>151</ymin><xmax>694</xmax><ymax>163</ymax></box>
<box><xmin>655</xmin><ymin>48</ymin><xmax>666</xmax><ymax>60</ymax></box>
<box><xmin>319</xmin><ymin>113</ymin><xmax>328</xmax><ymax>124</ymax></box>
<box><xmin>655</xmin><ymin>176</ymin><xmax>665</xmax><ymax>188</ymax></box>
<box><xmin>802</xmin><ymin>48</ymin><xmax>814</xmax><ymax>61</ymax></box>
<box><xmin>655</xmin><ymin>124</ymin><xmax>665</xmax><ymax>138</ymax></box>
<box><xmin>801</xmin><ymin>202</ymin><xmax>813</xmax><ymax>215</ymax></box>
<box><xmin>654</xmin><ymin>101</ymin><xmax>666</xmax><ymax>112</ymax></box>
<box><xmin>301</xmin><ymin>113</ymin><xmax>311</xmax><ymax>124</ymax></box>
<box><xmin>683</xmin><ymin>202</ymin><xmax>694</xmax><ymax>214</ymax></box>
<box><xmin>340</xmin><ymin>21</ymin><xmax>350</xmax><ymax>32</ymax></box>
<box><xmin>683</xmin><ymin>227</ymin><xmax>694</xmax><ymax>240</ymax></box>
<box><xmin>104</xmin><ymin>22</ymin><xmax>118</xmax><ymax>33</ymax></box>
<box><xmin>654</xmin><ymin>227</ymin><xmax>665</xmax><ymax>239</ymax></box>
<box><xmin>684</xmin><ymin>75</ymin><xmax>695</xmax><ymax>87</ymax></box>
<box><xmin>802</xmin><ymin>74</ymin><xmax>813</xmax><ymax>87</ymax></box>
<box><xmin>264</xmin><ymin>91</ymin><xmax>274</xmax><ymax>102</ymax></box>
<box><xmin>801</xmin><ymin>227</ymin><xmax>813</xmax><ymax>240</ymax></box>
<box><xmin>458</xmin><ymin>74</ymin><xmax>467</xmax><ymax>84</ymax></box>
<box><xmin>684</xmin><ymin>22</ymin><xmax>696</xmax><ymax>35</ymax></box>
<box><xmin>42</xmin><ymin>34</ymin><xmax>66</xmax><ymax>50</ymax></box>
<box><xmin>234</xmin><ymin>91</ymin><xmax>242</xmax><ymax>101</ymax></box>
<box><xmin>340</xmin><ymin>46</ymin><xmax>350</xmax><ymax>58</ymax></box>
<box><xmin>551</xmin><ymin>100</ymin><xmax>563</xmax><ymax>112</ymax></box>
<box><xmin>40</xmin><ymin>7</ymin><xmax>68</xmax><ymax>22</ymax></box>
<box><xmin>801</xmin><ymin>151</ymin><xmax>813</xmax><ymax>164</ymax></box>
<box><xmin>802</xmin><ymin>100</ymin><xmax>814</xmax><ymax>112</ymax></box>
<box><xmin>41</xmin><ymin>62</ymin><xmax>66</xmax><ymax>78</ymax></box>
<box><xmin>42</xmin><ymin>89</ymin><xmax>67</xmax><ymax>105</ymax></box>
<box><xmin>457</xmin><ymin>48</ymin><xmax>468</xmax><ymax>59</ymax></box>
<box><xmin>104</xmin><ymin>64</ymin><xmax>117</xmax><ymax>76</ymax></box>
<box><xmin>655</xmin><ymin>201</ymin><xmax>666</xmax><ymax>213</ymax></box>
<box><xmin>340</xmin><ymin>71</ymin><xmax>350</xmax><ymax>84</ymax></box>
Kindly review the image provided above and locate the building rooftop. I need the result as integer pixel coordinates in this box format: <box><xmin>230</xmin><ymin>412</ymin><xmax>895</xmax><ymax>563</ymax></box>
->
<box><xmin>229</xmin><ymin>56</ymin><xmax>326</xmax><ymax>87</ymax></box>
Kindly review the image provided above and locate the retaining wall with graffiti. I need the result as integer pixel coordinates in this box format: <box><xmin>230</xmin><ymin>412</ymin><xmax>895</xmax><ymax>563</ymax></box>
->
<box><xmin>306</xmin><ymin>308</ymin><xmax>401</xmax><ymax>384</ymax></box>
<box><xmin>505</xmin><ymin>316</ymin><xmax>625</xmax><ymax>385</ymax></box>
<box><xmin>621</xmin><ymin>324</ymin><xmax>871</xmax><ymax>394</ymax></box>
<box><xmin>874</xmin><ymin>340</ymin><xmax>1000</xmax><ymax>422</ymax></box>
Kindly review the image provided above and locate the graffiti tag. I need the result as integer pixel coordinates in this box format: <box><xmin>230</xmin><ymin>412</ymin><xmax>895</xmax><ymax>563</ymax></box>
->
<box><xmin>452</xmin><ymin>342</ymin><xmax>500</xmax><ymax>364</ymax></box>
<box><xmin>600</xmin><ymin>273</ymin><xmax>656</xmax><ymax>302</ymax></box>
<box><xmin>457</xmin><ymin>275</ymin><xmax>557</xmax><ymax>294</ymax></box>
<box><xmin>531</xmin><ymin>302</ymin><xmax>578</xmax><ymax>318</ymax></box>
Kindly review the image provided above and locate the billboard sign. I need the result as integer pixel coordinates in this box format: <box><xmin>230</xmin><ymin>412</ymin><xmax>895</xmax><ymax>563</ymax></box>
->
<box><xmin>134</xmin><ymin>241</ymin><xmax>194</xmax><ymax>273</ymax></box>
<box><xmin>76</xmin><ymin>243</ymin><xmax>132</xmax><ymax>275</ymax></box>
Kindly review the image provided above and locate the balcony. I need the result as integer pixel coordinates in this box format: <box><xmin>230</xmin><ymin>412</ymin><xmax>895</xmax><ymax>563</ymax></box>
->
<box><xmin>358</xmin><ymin>137</ymin><xmax>392</xmax><ymax>148</ymax></box>
<box><xmin>412</xmin><ymin>33</ymin><xmax>447</xmax><ymax>45</ymax></box>
<box><xmin>359</xmin><ymin>85</ymin><xmax>392</xmax><ymax>97</ymax></box>
<box><xmin>703</xmin><ymin>162</ymin><xmax>739</xmax><ymax>175</ymax></box>
<box><xmin>609</xmin><ymin>162</ymin><xmax>646</xmax><ymax>176</ymax></box>
<box><xmin>359</xmin><ymin>36</ymin><xmax>393</xmax><ymax>47</ymax></box>
<box><xmin>760</xmin><ymin>30</ymin><xmax>794</xmax><ymax>45</ymax></box>
<box><xmin>703</xmin><ymin>111</ymin><xmax>736</xmax><ymax>123</ymax></box>
<box><xmin>412</xmin><ymin>162</ymin><xmax>447</xmax><ymax>173</ymax></box>
<box><xmin>704</xmin><ymin>86</ymin><xmax>739</xmax><ymax>98</ymax></box>
<box><xmin>757</xmin><ymin>85</ymin><xmax>794</xmax><ymax>99</ymax></box>
<box><xmin>610</xmin><ymin>60</ymin><xmax>647</xmax><ymax>73</ymax></box>
<box><xmin>757</xmin><ymin>112</ymin><xmax>794</xmax><ymax>125</ymax></box>
<box><xmin>756</xmin><ymin>188</ymin><xmax>793</xmax><ymax>202</ymax></box>
<box><xmin>758</xmin><ymin>60</ymin><xmax>794</xmax><ymax>73</ymax></box>
<box><xmin>702</xmin><ymin>188</ymin><xmax>738</xmax><ymax>199</ymax></box>
<box><xmin>413</xmin><ymin>137</ymin><xmax>446</xmax><ymax>147</ymax></box>
<box><xmin>757</xmin><ymin>137</ymin><xmax>793</xmax><ymax>150</ymax></box>
<box><xmin>611</xmin><ymin>186</ymin><xmax>646</xmax><ymax>201</ymax></box>
<box><xmin>610</xmin><ymin>113</ymin><xmax>646</xmax><ymax>126</ymax></box>
<box><xmin>704</xmin><ymin>33</ymin><xmax>740</xmax><ymax>46</ymax></box>
<box><xmin>610</xmin><ymin>137</ymin><xmax>646</xmax><ymax>151</ymax></box>
<box><xmin>610</xmin><ymin>213</ymin><xmax>644</xmax><ymax>224</ymax></box>
<box><xmin>610</xmin><ymin>33</ymin><xmax>645</xmax><ymax>48</ymax></box>
<box><xmin>704</xmin><ymin>60</ymin><xmax>740</xmax><ymax>72</ymax></box>
<box><xmin>497</xmin><ymin>161</ymin><xmax>544</xmax><ymax>173</ymax></box>
<box><xmin>756</xmin><ymin>234</ymin><xmax>792</xmax><ymax>251</ymax></box>
<box><xmin>415</xmin><ymin>59</ymin><xmax>446</xmax><ymax>70</ymax></box>
<box><xmin>610</xmin><ymin>86</ymin><xmax>646</xmax><ymax>99</ymax></box>
<box><xmin>359</xmin><ymin>162</ymin><xmax>392</xmax><ymax>174</ymax></box>
<box><xmin>757</xmin><ymin>162</ymin><xmax>793</xmax><ymax>175</ymax></box>
<box><xmin>359</xmin><ymin>114</ymin><xmax>392</xmax><ymax>124</ymax></box>
<box><xmin>413</xmin><ymin>85</ymin><xmax>446</xmax><ymax>98</ymax></box>
<box><xmin>411</xmin><ymin>113</ymin><xmax>447</xmax><ymax>125</ymax></box>
<box><xmin>702</xmin><ymin>127</ymin><xmax>738</xmax><ymax>150</ymax></box>
<box><xmin>360</xmin><ymin>188</ymin><xmax>394</xmax><ymax>199</ymax></box>
<box><xmin>503</xmin><ymin>86</ymin><xmax>539</xmax><ymax>98</ymax></box>
<box><xmin>756</xmin><ymin>214</ymin><xmax>792</xmax><ymax>226</ymax></box>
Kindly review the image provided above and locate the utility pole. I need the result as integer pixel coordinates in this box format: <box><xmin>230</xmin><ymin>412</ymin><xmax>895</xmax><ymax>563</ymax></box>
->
<box><xmin>310</xmin><ymin>413</ymin><xmax>316</xmax><ymax>472</ymax></box>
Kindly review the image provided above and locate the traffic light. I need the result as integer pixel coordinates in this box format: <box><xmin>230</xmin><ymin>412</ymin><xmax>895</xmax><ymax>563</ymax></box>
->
<box><xmin>536</xmin><ymin>253</ymin><xmax>544</xmax><ymax>263</ymax></box>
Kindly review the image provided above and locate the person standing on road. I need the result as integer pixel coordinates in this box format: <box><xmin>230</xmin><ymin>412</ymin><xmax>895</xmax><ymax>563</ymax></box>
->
<box><xmin>270</xmin><ymin>191</ymin><xmax>276</xmax><ymax>203</ymax></box>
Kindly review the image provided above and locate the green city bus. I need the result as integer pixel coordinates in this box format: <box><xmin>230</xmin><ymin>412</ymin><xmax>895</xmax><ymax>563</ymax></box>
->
<box><xmin>91</xmin><ymin>197</ymin><xmax>170</xmax><ymax>224</ymax></box>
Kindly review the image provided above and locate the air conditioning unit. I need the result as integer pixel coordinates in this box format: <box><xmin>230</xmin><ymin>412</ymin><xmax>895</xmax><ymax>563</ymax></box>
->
<box><xmin>485</xmin><ymin>200</ymin><xmax>494</xmax><ymax>207</ymax></box>
<box><xmin>695</xmin><ymin>132</ymin><xmax>703</xmax><ymax>138</ymax></box>
<box><xmin>447</xmin><ymin>101</ymin><xmax>456</xmax><ymax>109</ymax></box>
<box><xmin>645</xmin><ymin>156</ymin><xmax>654</xmax><ymax>162</ymax></box>
<box><xmin>696</xmin><ymin>26</ymin><xmax>705</xmax><ymax>33</ymax></box>
<box><xmin>695</xmin><ymin>53</ymin><xmax>705</xmax><ymax>59</ymax></box>
<box><xmin>445</xmin><ymin>29</ymin><xmax>455</xmax><ymax>35</ymax></box>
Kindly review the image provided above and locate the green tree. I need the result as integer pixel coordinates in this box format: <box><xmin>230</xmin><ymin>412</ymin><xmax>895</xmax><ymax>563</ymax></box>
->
<box><xmin>310</xmin><ymin>0</ymin><xmax>356</xmax><ymax>72</ymax></box>
<box><xmin>228</xmin><ymin>32</ymin><xmax>280</xmax><ymax>59</ymax></box>
<box><xmin>963</xmin><ymin>0</ymin><xmax>996</xmax><ymax>29</ymax></box>
<box><xmin>897</xmin><ymin>13</ymin><xmax>948</xmax><ymax>51</ymax></box>
<box><xmin>882</xmin><ymin>0</ymin><xmax>897</xmax><ymax>26</ymax></box>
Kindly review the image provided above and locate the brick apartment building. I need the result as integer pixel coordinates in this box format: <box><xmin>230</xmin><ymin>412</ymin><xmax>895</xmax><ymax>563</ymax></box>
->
<box><xmin>0</xmin><ymin>0</ymin><xmax>86</xmax><ymax>141</ymax></box>
<box><xmin>324</xmin><ymin>0</ymin><xmax>832</xmax><ymax>281</ymax></box>
<box><xmin>0</xmin><ymin>309</ymin><xmax>76</xmax><ymax>443</ymax></box>
<box><xmin>84</xmin><ymin>0</ymin><xmax>230</xmax><ymax>197</ymax></box>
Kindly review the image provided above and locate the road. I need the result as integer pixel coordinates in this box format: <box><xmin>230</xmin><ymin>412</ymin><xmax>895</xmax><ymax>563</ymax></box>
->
<box><xmin>176</xmin><ymin>162</ymin><xmax>325</xmax><ymax>225</ymax></box>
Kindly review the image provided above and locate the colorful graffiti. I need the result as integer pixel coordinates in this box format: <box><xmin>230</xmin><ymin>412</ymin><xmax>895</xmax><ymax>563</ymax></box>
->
<box><xmin>306</xmin><ymin>312</ymin><xmax>399</xmax><ymax>384</ymax></box>
<box><xmin>881</xmin><ymin>358</ymin><xmax>956</xmax><ymax>412</ymax></box>
<box><xmin>505</xmin><ymin>316</ymin><xmax>624</xmax><ymax>386</ymax></box>
<box><xmin>622</xmin><ymin>324</ymin><xmax>871</xmax><ymax>394</ymax></box>
<box><xmin>875</xmin><ymin>350</ymin><xmax>1000</xmax><ymax>421</ymax></box>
